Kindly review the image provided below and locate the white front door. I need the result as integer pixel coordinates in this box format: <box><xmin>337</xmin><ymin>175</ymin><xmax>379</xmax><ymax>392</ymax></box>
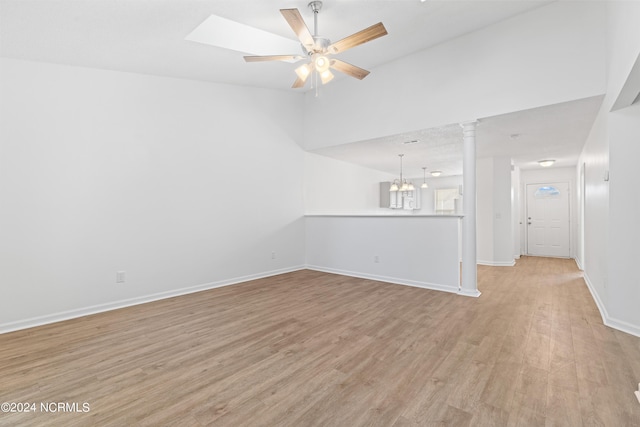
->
<box><xmin>526</xmin><ymin>182</ymin><xmax>570</xmax><ymax>257</ymax></box>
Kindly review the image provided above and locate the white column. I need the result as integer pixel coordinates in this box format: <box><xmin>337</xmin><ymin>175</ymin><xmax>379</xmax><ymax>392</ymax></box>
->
<box><xmin>459</xmin><ymin>120</ymin><xmax>481</xmax><ymax>297</ymax></box>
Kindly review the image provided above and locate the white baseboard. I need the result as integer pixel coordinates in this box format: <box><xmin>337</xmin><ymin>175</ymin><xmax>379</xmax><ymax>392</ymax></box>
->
<box><xmin>458</xmin><ymin>288</ymin><xmax>482</xmax><ymax>297</ymax></box>
<box><xmin>583</xmin><ymin>271</ymin><xmax>608</xmax><ymax>324</ymax></box>
<box><xmin>582</xmin><ymin>272</ymin><xmax>640</xmax><ymax>338</ymax></box>
<box><xmin>0</xmin><ymin>265</ymin><xmax>305</xmax><ymax>335</ymax></box>
<box><xmin>604</xmin><ymin>317</ymin><xmax>640</xmax><ymax>338</ymax></box>
<box><xmin>477</xmin><ymin>259</ymin><xmax>516</xmax><ymax>267</ymax></box>
<box><xmin>305</xmin><ymin>264</ymin><xmax>460</xmax><ymax>294</ymax></box>
<box><xmin>574</xmin><ymin>257</ymin><xmax>584</xmax><ymax>271</ymax></box>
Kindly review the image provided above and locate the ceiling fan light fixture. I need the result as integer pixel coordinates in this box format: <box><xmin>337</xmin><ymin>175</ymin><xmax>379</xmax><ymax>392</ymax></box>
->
<box><xmin>319</xmin><ymin>69</ymin><xmax>334</xmax><ymax>84</ymax></box>
<box><xmin>313</xmin><ymin>54</ymin><xmax>331</xmax><ymax>73</ymax></box>
<box><xmin>295</xmin><ymin>63</ymin><xmax>312</xmax><ymax>80</ymax></box>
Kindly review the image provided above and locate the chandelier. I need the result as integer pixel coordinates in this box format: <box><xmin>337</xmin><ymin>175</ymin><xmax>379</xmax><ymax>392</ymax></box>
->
<box><xmin>389</xmin><ymin>154</ymin><xmax>415</xmax><ymax>192</ymax></box>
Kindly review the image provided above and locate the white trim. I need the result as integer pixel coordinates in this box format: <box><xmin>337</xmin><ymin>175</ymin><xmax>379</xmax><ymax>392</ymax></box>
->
<box><xmin>583</xmin><ymin>272</ymin><xmax>640</xmax><ymax>338</ymax></box>
<box><xmin>305</xmin><ymin>265</ymin><xmax>460</xmax><ymax>295</ymax></box>
<box><xmin>477</xmin><ymin>259</ymin><xmax>516</xmax><ymax>267</ymax></box>
<box><xmin>458</xmin><ymin>288</ymin><xmax>482</xmax><ymax>297</ymax></box>
<box><xmin>574</xmin><ymin>257</ymin><xmax>584</xmax><ymax>271</ymax></box>
<box><xmin>583</xmin><ymin>271</ymin><xmax>608</xmax><ymax>324</ymax></box>
<box><xmin>15</xmin><ymin>263</ymin><xmax>639</xmax><ymax>339</ymax></box>
<box><xmin>304</xmin><ymin>214</ymin><xmax>463</xmax><ymax>218</ymax></box>
<box><xmin>605</xmin><ymin>317</ymin><xmax>640</xmax><ymax>338</ymax></box>
<box><xmin>0</xmin><ymin>266</ymin><xmax>305</xmax><ymax>334</ymax></box>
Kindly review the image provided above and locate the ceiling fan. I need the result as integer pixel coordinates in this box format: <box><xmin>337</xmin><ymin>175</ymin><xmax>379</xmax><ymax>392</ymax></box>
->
<box><xmin>244</xmin><ymin>1</ymin><xmax>388</xmax><ymax>88</ymax></box>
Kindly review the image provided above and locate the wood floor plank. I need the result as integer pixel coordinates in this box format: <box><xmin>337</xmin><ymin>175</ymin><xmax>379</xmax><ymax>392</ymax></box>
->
<box><xmin>1</xmin><ymin>257</ymin><xmax>640</xmax><ymax>426</ymax></box>
<box><xmin>468</xmin><ymin>402</ymin><xmax>509</xmax><ymax>427</ymax></box>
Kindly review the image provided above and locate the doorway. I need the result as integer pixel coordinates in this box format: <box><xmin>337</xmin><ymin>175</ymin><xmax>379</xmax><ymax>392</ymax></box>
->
<box><xmin>526</xmin><ymin>182</ymin><xmax>570</xmax><ymax>257</ymax></box>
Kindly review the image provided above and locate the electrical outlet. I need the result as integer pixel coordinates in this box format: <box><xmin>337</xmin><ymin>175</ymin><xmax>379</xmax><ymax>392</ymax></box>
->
<box><xmin>116</xmin><ymin>271</ymin><xmax>126</xmax><ymax>283</ymax></box>
<box><xmin>374</xmin><ymin>256</ymin><xmax>380</xmax><ymax>263</ymax></box>
<box><xmin>271</xmin><ymin>252</ymin><xmax>276</xmax><ymax>259</ymax></box>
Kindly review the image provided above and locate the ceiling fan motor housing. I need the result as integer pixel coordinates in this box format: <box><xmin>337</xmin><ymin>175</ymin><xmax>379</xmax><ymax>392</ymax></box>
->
<box><xmin>311</xmin><ymin>36</ymin><xmax>330</xmax><ymax>53</ymax></box>
<box><xmin>308</xmin><ymin>1</ymin><xmax>323</xmax><ymax>13</ymax></box>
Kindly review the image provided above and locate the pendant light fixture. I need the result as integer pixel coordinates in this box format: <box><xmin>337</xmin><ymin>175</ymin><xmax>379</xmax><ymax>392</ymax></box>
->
<box><xmin>389</xmin><ymin>154</ymin><xmax>415</xmax><ymax>192</ymax></box>
<box><xmin>421</xmin><ymin>167</ymin><xmax>429</xmax><ymax>188</ymax></box>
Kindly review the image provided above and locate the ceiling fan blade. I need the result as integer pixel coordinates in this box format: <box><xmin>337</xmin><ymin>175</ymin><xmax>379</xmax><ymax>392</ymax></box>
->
<box><xmin>330</xmin><ymin>59</ymin><xmax>370</xmax><ymax>80</ymax></box>
<box><xmin>280</xmin><ymin>8</ymin><xmax>315</xmax><ymax>51</ymax></box>
<box><xmin>328</xmin><ymin>22</ymin><xmax>388</xmax><ymax>54</ymax></box>
<box><xmin>244</xmin><ymin>55</ymin><xmax>304</xmax><ymax>62</ymax></box>
<box><xmin>292</xmin><ymin>76</ymin><xmax>307</xmax><ymax>88</ymax></box>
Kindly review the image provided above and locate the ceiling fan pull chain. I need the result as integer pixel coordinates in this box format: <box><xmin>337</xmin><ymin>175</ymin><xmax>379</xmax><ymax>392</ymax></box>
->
<box><xmin>315</xmin><ymin>73</ymin><xmax>319</xmax><ymax>97</ymax></box>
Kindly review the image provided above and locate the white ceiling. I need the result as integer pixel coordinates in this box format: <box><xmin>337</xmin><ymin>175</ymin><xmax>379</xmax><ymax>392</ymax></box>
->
<box><xmin>0</xmin><ymin>0</ymin><xmax>553</xmax><ymax>90</ymax></box>
<box><xmin>312</xmin><ymin>95</ymin><xmax>604</xmax><ymax>177</ymax></box>
<box><xmin>0</xmin><ymin>0</ymin><xmax>601</xmax><ymax>175</ymax></box>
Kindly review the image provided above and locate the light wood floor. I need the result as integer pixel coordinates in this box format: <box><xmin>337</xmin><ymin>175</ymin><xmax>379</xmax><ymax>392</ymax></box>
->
<box><xmin>1</xmin><ymin>257</ymin><xmax>640</xmax><ymax>426</ymax></box>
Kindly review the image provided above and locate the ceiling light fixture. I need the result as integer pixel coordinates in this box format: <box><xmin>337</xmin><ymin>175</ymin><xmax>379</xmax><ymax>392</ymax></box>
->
<box><xmin>538</xmin><ymin>159</ymin><xmax>555</xmax><ymax>167</ymax></box>
<box><xmin>431</xmin><ymin>170</ymin><xmax>442</xmax><ymax>177</ymax></box>
<box><xmin>421</xmin><ymin>167</ymin><xmax>429</xmax><ymax>189</ymax></box>
<box><xmin>390</xmin><ymin>154</ymin><xmax>415</xmax><ymax>192</ymax></box>
<box><xmin>301</xmin><ymin>3</ymin><xmax>335</xmax><ymax>92</ymax></box>
<box><xmin>243</xmin><ymin>1</ymin><xmax>387</xmax><ymax>92</ymax></box>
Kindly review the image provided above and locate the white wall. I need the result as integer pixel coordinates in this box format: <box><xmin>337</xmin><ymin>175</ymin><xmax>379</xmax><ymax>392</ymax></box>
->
<box><xmin>303</xmin><ymin>152</ymin><xmax>396</xmax><ymax>214</ymax></box>
<box><xmin>477</xmin><ymin>157</ymin><xmax>514</xmax><ymax>266</ymax></box>
<box><xmin>520</xmin><ymin>167</ymin><xmax>578</xmax><ymax>259</ymax></box>
<box><xmin>477</xmin><ymin>158</ymin><xmax>495</xmax><ymax>264</ymax></box>
<box><xmin>0</xmin><ymin>58</ymin><xmax>307</xmax><ymax>331</ymax></box>
<box><xmin>512</xmin><ymin>166</ymin><xmax>521</xmax><ymax>260</ymax></box>
<box><xmin>492</xmin><ymin>157</ymin><xmax>514</xmax><ymax>265</ymax></box>
<box><xmin>579</xmin><ymin>110</ymin><xmax>610</xmax><ymax>313</ymax></box>
<box><xmin>608</xmin><ymin>102</ymin><xmax>640</xmax><ymax>333</ymax></box>
<box><xmin>578</xmin><ymin>0</ymin><xmax>640</xmax><ymax>336</ymax></box>
<box><xmin>306</xmin><ymin>216</ymin><xmax>461</xmax><ymax>293</ymax></box>
<box><xmin>302</xmin><ymin>1</ymin><xmax>606</xmax><ymax>150</ymax></box>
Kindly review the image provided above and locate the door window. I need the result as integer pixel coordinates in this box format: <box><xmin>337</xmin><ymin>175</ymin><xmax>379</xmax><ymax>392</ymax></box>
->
<box><xmin>534</xmin><ymin>186</ymin><xmax>560</xmax><ymax>198</ymax></box>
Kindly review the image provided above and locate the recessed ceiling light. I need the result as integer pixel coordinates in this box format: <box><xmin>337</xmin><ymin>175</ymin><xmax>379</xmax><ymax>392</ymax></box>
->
<box><xmin>538</xmin><ymin>159</ymin><xmax>555</xmax><ymax>167</ymax></box>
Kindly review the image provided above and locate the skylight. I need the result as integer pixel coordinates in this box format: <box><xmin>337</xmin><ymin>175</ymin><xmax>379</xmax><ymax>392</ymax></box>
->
<box><xmin>185</xmin><ymin>14</ymin><xmax>301</xmax><ymax>60</ymax></box>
